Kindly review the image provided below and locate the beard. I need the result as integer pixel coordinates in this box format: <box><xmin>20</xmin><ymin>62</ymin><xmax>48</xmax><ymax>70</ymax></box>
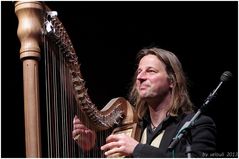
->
<box><xmin>138</xmin><ymin>86</ymin><xmax>170</xmax><ymax>101</ymax></box>
<box><xmin>138</xmin><ymin>87</ymin><xmax>156</xmax><ymax>99</ymax></box>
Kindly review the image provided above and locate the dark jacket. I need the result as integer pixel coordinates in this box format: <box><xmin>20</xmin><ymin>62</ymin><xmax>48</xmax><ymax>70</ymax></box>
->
<box><xmin>132</xmin><ymin>113</ymin><xmax>216</xmax><ymax>158</ymax></box>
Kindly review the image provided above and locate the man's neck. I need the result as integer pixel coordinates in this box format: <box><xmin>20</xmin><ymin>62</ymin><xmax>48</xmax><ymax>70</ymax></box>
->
<box><xmin>148</xmin><ymin>93</ymin><xmax>171</xmax><ymax>127</ymax></box>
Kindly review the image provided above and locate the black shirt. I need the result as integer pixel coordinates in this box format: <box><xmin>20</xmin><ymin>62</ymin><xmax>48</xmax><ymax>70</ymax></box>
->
<box><xmin>132</xmin><ymin>113</ymin><xmax>217</xmax><ymax>158</ymax></box>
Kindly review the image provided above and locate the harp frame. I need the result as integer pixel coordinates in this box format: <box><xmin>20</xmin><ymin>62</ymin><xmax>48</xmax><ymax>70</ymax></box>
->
<box><xmin>15</xmin><ymin>1</ymin><xmax>43</xmax><ymax>157</ymax></box>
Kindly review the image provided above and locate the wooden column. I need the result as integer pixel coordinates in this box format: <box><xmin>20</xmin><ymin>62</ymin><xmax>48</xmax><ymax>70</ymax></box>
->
<box><xmin>15</xmin><ymin>1</ymin><xmax>44</xmax><ymax>157</ymax></box>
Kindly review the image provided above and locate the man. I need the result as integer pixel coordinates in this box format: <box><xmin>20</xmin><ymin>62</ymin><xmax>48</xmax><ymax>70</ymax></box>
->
<box><xmin>73</xmin><ymin>47</ymin><xmax>216</xmax><ymax>157</ymax></box>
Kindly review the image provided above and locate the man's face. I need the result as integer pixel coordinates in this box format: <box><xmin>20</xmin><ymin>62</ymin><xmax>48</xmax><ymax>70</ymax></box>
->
<box><xmin>136</xmin><ymin>54</ymin><xmax>173</xmax><ymax>100</ymax></box>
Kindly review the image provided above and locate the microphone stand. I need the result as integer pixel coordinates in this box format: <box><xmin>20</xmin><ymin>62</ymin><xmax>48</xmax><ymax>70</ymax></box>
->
<box><xmin>168</xmin><ymin>81</ymin><xmax>224</xmax><ymax>158</ymax></box>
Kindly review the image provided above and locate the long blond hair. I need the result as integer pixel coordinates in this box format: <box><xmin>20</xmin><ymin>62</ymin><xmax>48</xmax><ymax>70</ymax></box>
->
<box><xmin>129</xmin><ymin>47</ymin><xmax>193</xmax><ymax>119</ymax></box>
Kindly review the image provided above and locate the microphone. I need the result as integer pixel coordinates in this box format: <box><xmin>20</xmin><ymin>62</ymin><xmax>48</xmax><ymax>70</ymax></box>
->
<box><xmin>220</xmin><ymin>71</ymin><xmax>232</xmax><ymax>82</ymax></box>
<box><xmin>202</xmin><ymin>71</ymin><xmax>232</xmax><ymax>108</ymax></box>
<box><xmin>168</xmin><ymin>71</ymin><xmax>232</xmax><ymax>154</ymax></box>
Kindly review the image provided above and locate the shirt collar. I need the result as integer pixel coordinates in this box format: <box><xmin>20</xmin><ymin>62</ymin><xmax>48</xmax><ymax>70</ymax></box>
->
<box><xmin>141</xmin><ymin>111</ymin><xmax>183</xmax><ymax>129</ymax></box>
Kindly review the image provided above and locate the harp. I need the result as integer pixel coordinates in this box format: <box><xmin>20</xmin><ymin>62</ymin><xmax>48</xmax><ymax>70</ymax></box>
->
<box><xmin>15</xmin><ymin>1</ymin><xmax>141</xmax><ymax>157</ymax></box>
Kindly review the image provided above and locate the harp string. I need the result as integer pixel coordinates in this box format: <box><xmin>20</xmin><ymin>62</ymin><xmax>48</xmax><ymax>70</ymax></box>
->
<box><xmin>44</xmin><ymin>35</ymin><xmax>78</xmax><ymax>157</ymax></box>
<box><xmin>59</xmin><ymin>46</ymin><xmax>66</xmax><ymax>156</ymax></box>
<box><xmin>44</xmin><ymin>34</ymin><xmax>52</xmax><ymax>157</ymax></box>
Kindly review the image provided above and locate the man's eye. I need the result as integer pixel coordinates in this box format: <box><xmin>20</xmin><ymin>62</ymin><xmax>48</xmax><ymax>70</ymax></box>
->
<box><xmin>137</xmin><ymin>70</ymin><xmax>142</xmax><ymax>75</ymax></box>
<box><xmin>148</xmin><ymin>69</ymin><xmax>156</xmax><ymax>73</ymax></box>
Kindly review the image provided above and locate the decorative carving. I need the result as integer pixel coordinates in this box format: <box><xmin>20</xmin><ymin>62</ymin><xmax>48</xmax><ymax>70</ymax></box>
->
<box><xmin>43</xmin><ymin>9</ymin><xmax>126</xmax><ymax>131</ymax></box>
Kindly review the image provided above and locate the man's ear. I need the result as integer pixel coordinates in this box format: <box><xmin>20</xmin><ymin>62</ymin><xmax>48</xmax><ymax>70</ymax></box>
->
<box><xmin>168</xmin><ymin>74</ymin><xmax>174</xmax><ymax>88</ymax></box>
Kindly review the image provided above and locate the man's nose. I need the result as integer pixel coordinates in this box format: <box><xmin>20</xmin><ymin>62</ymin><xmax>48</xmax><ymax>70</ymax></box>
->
<box><xmin>137</xmin><ymin>71</ymin><xmax>147</xmax><ymax>81</ymax></box>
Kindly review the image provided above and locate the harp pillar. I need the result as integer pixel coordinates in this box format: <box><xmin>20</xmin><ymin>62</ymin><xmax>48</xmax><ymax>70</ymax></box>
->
<box><xmin>15</xmin><ymin>1</ymin><xmax>44</xmax><ymax>157</ymax></box>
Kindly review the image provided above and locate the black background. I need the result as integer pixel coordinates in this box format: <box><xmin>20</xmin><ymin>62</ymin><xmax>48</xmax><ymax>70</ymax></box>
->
<box><xmin>1</xmin><ymin>1</ymin><xmax>238</xmax><ymax>157</ymax></box>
